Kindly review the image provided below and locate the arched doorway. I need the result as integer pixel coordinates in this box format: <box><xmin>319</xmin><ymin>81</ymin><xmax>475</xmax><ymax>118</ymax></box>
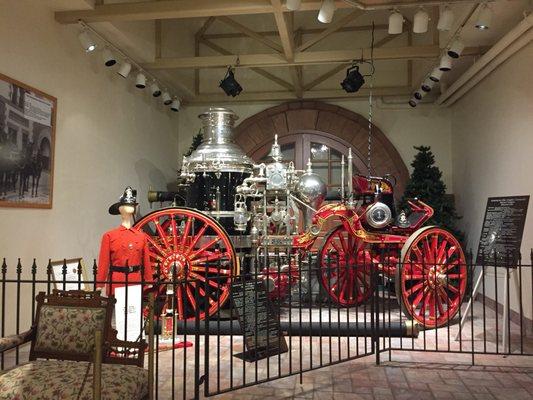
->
<box><xmin>234</xmin><ymin>101</ymin><xmax>409</xmax><ymax>197</ymax></box>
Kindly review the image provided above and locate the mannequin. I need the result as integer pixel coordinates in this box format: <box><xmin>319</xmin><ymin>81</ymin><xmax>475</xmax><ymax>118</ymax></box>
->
<box><xmin>97</xmin><ymin>186</ymin><xmax>153</xmax><ymax>296</ymax></box>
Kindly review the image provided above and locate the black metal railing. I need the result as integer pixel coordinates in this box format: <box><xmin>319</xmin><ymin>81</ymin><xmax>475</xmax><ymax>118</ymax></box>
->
<box><xmin>0</xmin><ymin>251</ymin><xmax>532</xmax><ymax>399</ymax></box>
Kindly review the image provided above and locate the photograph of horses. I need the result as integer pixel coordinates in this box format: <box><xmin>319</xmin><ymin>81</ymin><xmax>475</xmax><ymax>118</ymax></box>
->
<box><xmin>0</xmin><ymin>73</ymin><xmax>55</xmax><ymax>208</ymax></box>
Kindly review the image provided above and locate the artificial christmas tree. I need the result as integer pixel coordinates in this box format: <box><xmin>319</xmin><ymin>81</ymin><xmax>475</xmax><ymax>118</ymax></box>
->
<box><xmin>184</xmin><ymin>131</ymin><xmax>203</xmax><ymax>157</ymax></box>
<box><xmin>400</xmin><ymin>145</ymin><xmax>463</xmax><ymax>240</ymax></box>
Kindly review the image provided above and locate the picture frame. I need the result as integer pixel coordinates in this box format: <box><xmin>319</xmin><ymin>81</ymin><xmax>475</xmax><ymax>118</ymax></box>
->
<box><xmin>0</xmin><ymin>72</ymin><xmax>56</xmax><ymax>209</ymax></box>
<box><xmin>51</xmin><ymin>258</ymin><xmax>91</xmax><ymax>291</ymax></box>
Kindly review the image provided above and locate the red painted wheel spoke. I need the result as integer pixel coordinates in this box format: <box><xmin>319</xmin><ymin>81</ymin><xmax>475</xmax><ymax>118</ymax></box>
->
<box><xmin>337</xmin><ymin>232</ymin><xmax>348</xmax><ymax>254</ymax></box>
<box><xmin>331</xmin><ymin>241</ymin><xmax>343</xmax><ymax>255</ymax></box>
<box><xmin>436</xmin><ymin>239</ymin><xmax>448</xmax><ymax>265</ymax></box>
<box><xmin>154</xmin><ymin>220</ymin><xmax>171</xmax><ymax>250</ymax></box>
<box><xmin>408</xmin><ymin>281</ymin><xmax>425</xmax><ymax>296</ymax></box>
<box><xmin>189</xmin><ymin>237</ymin><xmax>221</xmax><ymax>259</ymax></box>
<box><xmin>145</xmin><ymin>235</ymin><xmax>167</xmax><ymax>258</ymax></box>
<box><xmin>188</xmin><ymin>223</ymin><xmax>208</xmax><ymax>251</ymax></box>
<box><xmin>400</xmin><ymin>228</ymin><xmax>467</xmax><ymax>328</ymax></box>
<box><xmin>181</xmin><ymin>217</ymin><xmax>192</xmax><ymax>247</ymax></box>
<box><xmin>190</xmin><ymin>251</ymin><xmax>229</xmax><ymax>266</ymax></box>
<box><xmin>185</xmin><ymin>284</ymin><xmax>197</xmax><ymax>311</ymax></box>
<box><xmin>190</xmin><ymin>265</ymin><xmax>231</xmax><ymax>275</ymax></box>
<box><xmin>135</xmin><ymin>208</ymin><xmax>236</xmax><ymax>322</ymax></box>
<box><xmin>176</xmin><ymin>284</ymin><xmax>184</xmax><ymax>320</ymax></box>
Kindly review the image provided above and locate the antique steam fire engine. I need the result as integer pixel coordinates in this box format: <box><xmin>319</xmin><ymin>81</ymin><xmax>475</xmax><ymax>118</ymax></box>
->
<box><xmin>136</xmin><ymin>107</ymin><xmax>467</xmax><ymax>329</ymax></box>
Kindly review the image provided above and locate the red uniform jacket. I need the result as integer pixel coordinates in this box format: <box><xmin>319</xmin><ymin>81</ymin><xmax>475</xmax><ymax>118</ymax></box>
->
<box><xmin>97</xmin><ymin>225</ymin><xmax>153</xmax><ymax>295</ymax></box>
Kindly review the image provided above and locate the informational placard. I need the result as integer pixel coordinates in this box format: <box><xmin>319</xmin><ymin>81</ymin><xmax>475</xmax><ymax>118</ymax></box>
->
<box><xmin>51</xmin><ymin>258</ymin><xmax>89</xmax><ymax>291</ymax></box>
<box><xmin>114</xmin><ymin>285</ymin><xmax>143</xmax><ymax>342</ymax></box>
<box><xmin>231</xmin><ymin>278</ymin><xmax>288</xmax><ymax>361</ymax></box>
<box><xmin>476</xmin><ymin>195</ymin><xmax>529</xmax><ymax>264</ymax></box>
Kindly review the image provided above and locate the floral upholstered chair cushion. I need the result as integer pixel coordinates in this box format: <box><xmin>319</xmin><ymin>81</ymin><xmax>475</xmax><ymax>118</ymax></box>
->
<box><xmin>34</xmin><ymin>305</ymin><xmax>106</xmax><ymax>355</ymax></box>
<box><xmin>0</xmin><ymin>359</ymin><xmax>148</xmax><ymax>400</ymax></box>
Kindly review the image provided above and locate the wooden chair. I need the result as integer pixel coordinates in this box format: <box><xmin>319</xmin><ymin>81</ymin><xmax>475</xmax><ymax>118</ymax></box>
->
<box><xmin>0</xmin><ymin>289</ymin><xmax>154</xmax><ymax>400</ymax></box>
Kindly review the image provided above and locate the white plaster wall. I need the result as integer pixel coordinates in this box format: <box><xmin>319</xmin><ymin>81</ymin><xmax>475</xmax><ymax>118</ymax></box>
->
<box><xmin>0</xmin><ymin>1</ymin><xmax>179</xmax><ymax>268</ymax></box>
<box><xmin>177</xmin><ymin>101</ymin><xmax>453</xmax><ymax>190</ymax></box>
<box><xmin>451</xmin><ymin>43</ymin><xmax>533</xmax><ymax>319</ymax></box>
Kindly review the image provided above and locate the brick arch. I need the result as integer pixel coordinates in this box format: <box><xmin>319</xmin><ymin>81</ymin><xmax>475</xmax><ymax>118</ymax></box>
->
<box><xmin>234</xmin><ymin>101</ymin><xmax>409</xmax><ymax>195</ymax></box>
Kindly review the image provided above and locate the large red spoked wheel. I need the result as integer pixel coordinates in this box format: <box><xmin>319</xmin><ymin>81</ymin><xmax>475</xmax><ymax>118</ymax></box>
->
<box><xmin>134</xmin><ymin>207</ymin><xmax>238</xmax><ymax>321</ymax></box>
<box><xmin>396</xmin><ymin>226</ymin><xmax>467</xmax><ymax>328</ymax></box>
<box><xmin>318</xmin><ymin>225</ymin><xmax>373</xmax><ymax>307</ymax></box>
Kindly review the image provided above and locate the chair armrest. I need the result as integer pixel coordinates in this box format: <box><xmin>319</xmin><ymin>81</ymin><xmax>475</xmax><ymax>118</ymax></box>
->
<box><xmin>0</xmin><ymin>329</ymin><xmax>34</xmax><ymax>353</ymax></box>
<box><xmin>104</xmin><ymin>337</ymin><xmax>147</xmax><ymax>367</ymax></box>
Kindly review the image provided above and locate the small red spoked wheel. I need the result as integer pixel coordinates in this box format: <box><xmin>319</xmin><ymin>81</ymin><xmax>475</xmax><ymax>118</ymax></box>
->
<box><xmin>396</xmin><ymin>226</ymin><xmax>467</xmax><ymax>329</ymax></box>
<box><xmin>318</xmin><ymin>225</ymin><xmax>373</xmax><ymax>307</ymax></box>
<box><xmin>134</xmin><ymin>207</ymin><xmax>238</xmax><ymax>321</ymax></box>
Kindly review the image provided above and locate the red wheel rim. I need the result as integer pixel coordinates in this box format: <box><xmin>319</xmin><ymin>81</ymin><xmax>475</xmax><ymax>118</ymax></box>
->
<box><xmin>319</xmin><ymin>226</ymin><xmax>373</xmax><ymax>307</ymax></box>
<box><xmin>399</xmin><ymin>227</ymin><xmax>467</xmax><ymax>328</ymax></box>
<box><xmin>134</xmin><ymin>207</ymin><xmax>237</xmax><ymax>321</ymax></box>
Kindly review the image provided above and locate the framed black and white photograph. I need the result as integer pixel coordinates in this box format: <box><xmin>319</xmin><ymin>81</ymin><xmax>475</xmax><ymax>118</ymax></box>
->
<box><xmin>0</xmin><ymin>72</ymin><xmax>56</xmax><ymax>208</ymax></box>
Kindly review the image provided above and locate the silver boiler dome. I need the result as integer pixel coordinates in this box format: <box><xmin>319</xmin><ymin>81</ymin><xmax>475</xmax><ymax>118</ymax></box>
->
<box><xmin>184</xmin><ymin>107</ymin><xmax>253</xmax><ymax>173</ymax></box>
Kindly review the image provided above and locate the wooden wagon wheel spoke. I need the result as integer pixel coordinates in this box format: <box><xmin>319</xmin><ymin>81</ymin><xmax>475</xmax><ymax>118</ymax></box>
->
<box><xmin>397</xmin><ymin>227</ymin><xmax>467</xmax><ymax>328</ymax></box>
<box><xmin>134</xmin><ymin>207</ymin><xmax>237</xmax><ymax>322</ymax></box>
<box><xmin>318</xmin><ymin>225</ymin><xmax>374</xmax><ymax>307</ymax></box>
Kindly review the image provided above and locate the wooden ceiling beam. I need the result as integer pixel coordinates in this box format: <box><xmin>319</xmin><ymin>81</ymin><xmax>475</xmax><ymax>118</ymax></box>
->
<box><xmin>303</xmin><ymin>30</ymin><xmax>406</xmax><ymax>91</ymax></box>
<box><xmin>271</xmin><ymin>0</ymin><xmax>302</xmax><ymax>98</ymax></box>
<box><xmin>55</xmin><ymin>0</ymin><xmax>353</xmax><ymax>24</ymax></box>
<box><xmin>217</xmin><ymin>16</ymin><xmax>283</xmax><ymax>53</ymax></box>
<box><xmin>186</xmin><ymin>86</ymin><xmax>413</xmax><ymax>104</ymax></box>
<box><xmin>297</xmin><ymin>10</ymin><xmax>363</xmax><ymax>52</ymax></box>
<box><xmin>144</xmin><ymin>46</ymin><xmax>485</xmax><ymax>69</ymax></box>
<box><xmin>200</xmin><ymin>38</ymin><xmax>294</xmax><ymax>91</ymax></box>
<box><xmin>203</xmin><ymin>24</ymin><xmax>389</xmax><ymax>40</ymax></box>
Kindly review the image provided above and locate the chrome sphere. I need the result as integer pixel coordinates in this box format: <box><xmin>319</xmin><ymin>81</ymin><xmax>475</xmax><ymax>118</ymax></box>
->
<box><xmin>296</xmin><ymin>172</ymin><xmax>327</xmax><ymax>209</ymax></box>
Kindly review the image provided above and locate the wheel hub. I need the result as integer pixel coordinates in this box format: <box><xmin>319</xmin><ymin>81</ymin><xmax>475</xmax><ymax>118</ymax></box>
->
<box><xmin>162</xmin><ymin>253</ymin><xmax>189</xmax><ymax>278</ymax></box>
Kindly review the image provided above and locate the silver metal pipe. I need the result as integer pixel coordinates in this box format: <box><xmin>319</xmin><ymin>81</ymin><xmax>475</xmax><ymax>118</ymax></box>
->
<box><xmin>341</xmin><ymin>154</ymin><xmax>345</xmax><ymax>202</ymax></box>
<box><xmin>347</xmin><ymin>148</ymin><xmax>354</xmax><ymax>206</ymax></box>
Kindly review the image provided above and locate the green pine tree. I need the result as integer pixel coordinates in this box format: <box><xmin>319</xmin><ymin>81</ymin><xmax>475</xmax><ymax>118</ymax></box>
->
<box><xmin>184</xmin><ymin>131</ymin><xmax>204</xmax><ymax>157</ymax></box>
<box><xmin>400</xmin><ymin>145</ymin><xmax>463</xmax><ymax>241</ymax></box>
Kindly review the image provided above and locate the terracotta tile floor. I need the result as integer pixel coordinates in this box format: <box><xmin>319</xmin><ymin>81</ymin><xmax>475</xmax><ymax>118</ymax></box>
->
<box><xmin>2</xmin><ymin>298</ymin><xmax>533</xmax><ymax>399</ymax></box>
<box><xmin>150</xmin><ymin>298</ymin><xmax>533</xmax><ymax>399</ymax></box>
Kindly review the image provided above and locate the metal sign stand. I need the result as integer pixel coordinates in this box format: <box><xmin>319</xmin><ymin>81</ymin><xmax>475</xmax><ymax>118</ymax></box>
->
<box><xmin>455</xmin><ymin>265</ymin><xmax>520</xmax><ymax>354</ymax></box>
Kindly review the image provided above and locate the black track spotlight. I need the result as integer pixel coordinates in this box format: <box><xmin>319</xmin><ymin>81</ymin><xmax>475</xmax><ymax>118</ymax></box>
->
<box><xmin>219</xmin><ymin>67</ymin><xmax>243</xmax><ymax>97</ymax></box>
<box><xmin>341</xmin><ymin>65</ymin><xmax>365</xmax><ymax>93</ymax></box>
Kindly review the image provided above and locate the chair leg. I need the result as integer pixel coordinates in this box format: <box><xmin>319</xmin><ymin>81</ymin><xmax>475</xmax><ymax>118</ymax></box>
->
<box><xmin>93</xmin><ymin>330</ymin><xmax>102</xmax><ymax>400</ymax></box>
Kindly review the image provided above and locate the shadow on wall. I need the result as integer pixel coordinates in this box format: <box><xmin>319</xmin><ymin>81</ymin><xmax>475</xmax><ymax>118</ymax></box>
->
<box><xmin>134</xmin><ymin>158</ymin><xmax>172</xmax><ymax>196</ymax></box>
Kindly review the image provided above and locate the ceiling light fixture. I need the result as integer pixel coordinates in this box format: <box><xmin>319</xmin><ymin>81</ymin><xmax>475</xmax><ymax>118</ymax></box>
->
<box><xmin>341</xmin><ymin>65</ymin><xmax>365</xmax><ymax>93</ymax></box>
<box><xmin>388</xmin><ymin>10</ymin><xmax>403</xmax><ymax>34</ymax></box>
<box><xmin>135</xmin><ymin>72</ymin><xmax>146</xmax><ymax>89</ymax></box>
<box><xmin>286</xmin><ymin>0</ymin><xmax>301</xmax><ymax>11</ymax></box>
<box><xmin>219</xmin><ymin>67</ymin><xmax>243</xmax><ymax>97</ymax></box>
<box><xmin>414</xmin><ymin>89</ymin><xmax>427</xmax><ymax>100</ymax></box>
<box><xmin>475</xmin><ymin>3</ymin><xmax>492</xmax><ymax>30</ymax></box>
<box><xmin>117</xmin><ymin>62</ymin><xmax>132</xmax><ymax>78</ymax></box>
<box><xmin>448</xmin><ymin>38</ymin><xmax>465</xmax><ymax>58</ymax></box>
<box><xmin>421</xmin><ymin>77</ymin><xmax>435</xmax><ymax>92</ymax></box>
<box><xmin>318</xmin><ymin>0</ymin><xmax>336</xmax><ymax>24</ymax></box>
<box><xmin>437</xmin><ymin>6</ymin><xmax>454</xmax><ymax>31</ymax></box>
<box><xmin>78</xmin><ymin>31</ymin><xmax>97</xmax><ymax>53</ymax></box>
<box><xmin>162</xmin><ymin>91</ymin><xmax>172</xmax><ymax>105</ymax></box>
<box><xmin>413</xmin><ymin>8</ymin><xmax>429</xmax><ymax>34</ymax></box>
<box><xmin>170</xmin><ymin>98</ymin><xmax>180</xmax><ymax>112</ymax></box>
<box><xmin>150</xmin><ymin>82</ymin><xmax>162</xmax><ymax>97</ymax></box>
<box><xmin>102</xmin><ymin>47</ymin><xmax>117</xmax><ymax>67</ymax></box>
<box><xmin>408</xmin><ymin>96</ymin><xmax>419</xmax><ymax>107</ymax></box>
<box><xmin>429</xmin><ymin>67</ymin><xmax>444</xmax><ymax>82</ymax></box>
<box><xmin>439</xmin><ymin>54</ymin><xmax>453</xmax><ymax>71</ymax></box>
